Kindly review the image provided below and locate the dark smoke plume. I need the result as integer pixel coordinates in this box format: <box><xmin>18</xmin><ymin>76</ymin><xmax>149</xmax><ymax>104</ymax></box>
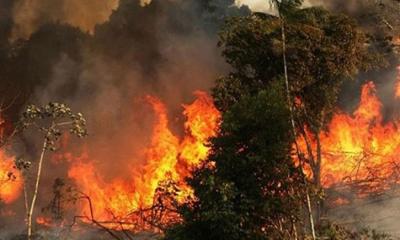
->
<box><xmin>0</xmin><ymin>0</ymin><xmax>250</xmax><ymax>238</ymax></box>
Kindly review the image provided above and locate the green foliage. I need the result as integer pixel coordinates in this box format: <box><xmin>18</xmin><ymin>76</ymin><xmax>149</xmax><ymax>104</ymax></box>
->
<box><xmin>214</xmin><ymin>7</ymin><xmax>380</xmax><ymax>129</ymax></box>
<box><xmin>164</xmin><ymin>3</ymin><xmax>387</xmax><ymax>240</ymax></box>
<box><xmin>319</xmin><ymin>0</ymin><xmax>400</xmax><ymax>60</ymax></box>
<box><xmin>165</xmin><ymin>84</ymin><xmax>305</xmax><ymax>240</ymax></box>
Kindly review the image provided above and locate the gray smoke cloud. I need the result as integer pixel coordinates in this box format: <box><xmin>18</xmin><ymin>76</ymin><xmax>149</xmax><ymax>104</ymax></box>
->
<box><xmin>328</xmin><ymin>190</ymin><xmax>400</xmax><ymax>237</ymax></box>
<box><xmin>0</xmin><ymin>0</ymin><xmax>250</xmax><ymax>238</ymax></box>
<box><xmin>1</xmin><ymin>0</ymin><xmax>399</xmax><ymax>238</ymax></box>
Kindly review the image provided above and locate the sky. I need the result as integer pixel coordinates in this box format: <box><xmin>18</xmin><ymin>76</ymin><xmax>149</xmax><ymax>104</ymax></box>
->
<box><xmin>235</xmin><ymin>0</ymin><xmax>319</xmax><ymax>12</ymax></box>
<box><xmin>235</xmin><ymin>0</ymin><xmax>271</xmax><ymax>12</ymax></box>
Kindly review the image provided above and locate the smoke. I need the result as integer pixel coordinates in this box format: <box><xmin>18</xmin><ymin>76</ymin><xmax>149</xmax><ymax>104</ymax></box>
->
<box><xmin>232</xmin><ymin>1</ymin><xmax>400</xmax><ymax>237</ymax></box>
<box><xmin>0</xmin><ymin>0</ymin><xmax>250</xmax><ymax>237</ymax></box>
<box><xmin>11</xmin><ymin>0</ymin><xmax>119</xmax><ymax>40</ymax></box>
<box><xmin>328</xmin><ymin>192</ymin><xmax>400</xmax><ymax>236</ymax></box>
<box><xmin>28</xmin><ymin>0</ymin><xmax>227</xmax><ymax>175</ymax></box>
<box><xmin>235</xmin><ymin>0</ymin><xmax>272</xmax><ymax>12</ymax></box>
<box><xmin>306</xmin><ymin>0</ymin><xmax>357</xmax><ymax>10</ymax></box>
<box><xmin>10</xmin><ymin>0</ymin><xmax>257</xmax><ymax>41</ymax></box>
<box><xmin>304</xmin><ymin>1</ymin><xmax>400</xmax><ymax>236</ymax></box>
<box><xmin>2</xmin><ymin>0</ymin><xmax>398</xmax><ymax>237</ymax></box>
<box><xmin>234</xmin><ymin>0</ymin><xmax>364</xmax><ymax>13</ymax></box>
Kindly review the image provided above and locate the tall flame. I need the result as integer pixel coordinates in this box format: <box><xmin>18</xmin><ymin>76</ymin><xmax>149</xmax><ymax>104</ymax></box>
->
<box><xmin>299</xmin><ymin>68</ymin><xmax>400</xmax><ymax>194</ymax></box>
<box><xmin>0</xmin><ymin>117</ymin><xmax>22</xmax><ymax>204</ymax></box>
<box><xmin>68</xmin><ymin>92</ymin><xmax>220</xmax><ymax>222</ymax></box>
<box><xmin>180</xmin><ymin>91</ymin><xmax>221</xmax><ymax>170</ymax></box>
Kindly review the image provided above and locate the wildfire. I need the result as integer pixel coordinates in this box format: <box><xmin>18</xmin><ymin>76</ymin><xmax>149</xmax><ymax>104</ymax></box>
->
<box><xmin>0</xmin><ymin>151</ymin><xmax>22</xmax><ymax>204</ymax></box>
<box><xmin>395</xmin><ymin>65</ymin><xmax>400</xmax><ymax>98</ymax></box>
<box><xmin>68</xmin><ymin>92</ymin><xmax>220</xmax><ymax>224</ymax></box>
<box><xmin>0</xmin><ymin>116</ymin><xmax>22</xmax><ymax>204</ymax></box>
<box><xmin>6</xmin><ymin>69</ymin><xmax>400</xmax><ymax>226</ymax></box>
<box><xmin>299</xmin><ymin>68</ymin><xmax>400</xmax><ymax>194</ymax></box>
<box><xmin>36</xmin><ymin>216</ymin><xmax>53</xmax><ymax>227</ymax></box>
<box><xmin>179</xmin><ymin>91</ymin><xmax>221</xmax><ymax>171</ymax></box>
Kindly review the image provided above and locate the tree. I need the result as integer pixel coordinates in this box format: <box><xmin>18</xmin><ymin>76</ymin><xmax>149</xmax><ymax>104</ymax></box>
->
<box><xmin>18</xmin><ymin>102</ymin><xmax>87</xmax><ymax>240</ymax></box>
<box><xmin>163</xmin><ymin>2</ymin><xmax>382</xmax><ymax>239</ymax></box>
<box><xmin>213</xmin><ymin>3</ymin><xmax>379</xmax><ymax>203</ymax></box>
<box><xmin>164</xmin><ymin>84</ymin><xmax>306</xmax><ymax>240</ymax></box>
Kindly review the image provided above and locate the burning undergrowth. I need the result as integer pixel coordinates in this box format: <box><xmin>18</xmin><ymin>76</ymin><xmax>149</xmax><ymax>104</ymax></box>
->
<box><xmin>0</xmin><ymin>91</ymin><xmax>220</xmax><ymax>238</ymax></box>
<box><xmin>0</xmin><ymin>0</ymin><xmax>400</xmax><ymax>239</ymax></box>
<box><xmin>66</xmin><ymin>92</ymin><xmax>220</xmax><ymax>227</ymax></box>
<box><xmin>298</xmin><ymin>67</ymin><xmax>400</xmax><ymax>192</ymax></box>
<box><xmin>0</xmin><ymin>0</ymin><xmax>241</xmax><ymax>238</ymax></box>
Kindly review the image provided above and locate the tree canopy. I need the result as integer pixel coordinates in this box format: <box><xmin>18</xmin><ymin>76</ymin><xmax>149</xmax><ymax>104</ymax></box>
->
<box><xmin>164</xmin><ymin>2</ymin><xmax>382</xmax><ymax>240</ymax></box>
<box><xmin>214</xmin><ymin>7</ymin><xmax>377</xmax><ymax>123</ymax></box>
<box><xmin>165</xmin><ymin>85</ymin><xmax>305</xmax><ymax>240</ymax></box>
<box><xmin>212</xmin><ymin>6</ymin><xmax>380</xmax><ymax>189</ymax></box>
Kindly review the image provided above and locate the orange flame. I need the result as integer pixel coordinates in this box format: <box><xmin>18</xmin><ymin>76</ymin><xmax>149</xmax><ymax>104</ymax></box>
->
<box><xmin>299</xmin><ymin>71</ymin><xmax>400</xmax><ymax>193</ymax></box>
<box><xmin>0</xmin><ymin>116</ymin><xmax>22</xmax><ymax>204</ymax></box>
<box><xmin>179</xmin><ymin>91</ymin><xmax>220</xmax><ymax>171</ymax></box>
<box><xmin>395</xmin><ymin>66</ymin><xmax>400</xmax><ymax>99</ymax></box>
<box><xmin>68</xmin><ymin>92</ymin><xmax>220</xmax><ymax>223</ymax></box>
<box><xmin>36</xmin><ymin>216</ymin><xmax>53</xmax><ymax>227</ymax></box>
<box><xmin>394</xmin><ymin>36</ymin><xmax>400</xmax><ymax>46</ymax></box>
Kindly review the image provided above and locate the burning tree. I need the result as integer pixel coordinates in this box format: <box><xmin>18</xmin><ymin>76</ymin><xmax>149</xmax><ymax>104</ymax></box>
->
<box><xmin>212</xmin><ymin>0</ymin><xmax>380</xmax><ymax>225</ymax></box>
<box><xmin>165</xmin><ymin>85</ymin><xmax>306</xmax><ymax>240</ymax></box>
<box><xmin>18</xmin><ymin>102</ymin><xmax>87</xmax><ymax>240</ymax></box>
<box><xmin>162</xmin><ymin>1</ymin><xmax>384</xmax><ymax>239</ymax></box>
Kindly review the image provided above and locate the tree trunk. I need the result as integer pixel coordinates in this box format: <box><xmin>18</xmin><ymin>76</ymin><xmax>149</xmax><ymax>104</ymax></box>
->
<box><xmin>27</xmin><ymin>137</ymin><xmax>48</xmax><ymax>240</ymax></box>
<box><xmin>306</xmin><ymin>191</ymin><xmax>317</xmax><ymax>240</ymax></box>
<box><xmin>23</xmin><ymin>178</ymin><xmax>29</xmax><ymax>226</ymax></box>
<box><xmin>315</xmin><ymin>133</ymin><xmax>323</xmax><ymax>223</ymax></box>
<box><xmin>279</xmin><ymin>14</ymin><xmax>317</xmax><ymax>240</ymax></box>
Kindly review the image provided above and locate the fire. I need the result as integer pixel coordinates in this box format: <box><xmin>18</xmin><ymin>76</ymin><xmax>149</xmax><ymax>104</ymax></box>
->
<box><xmin>299</xmin><ymin>69</ymin><xmax>400</xmax><ymax>193</ymax></box>
<box><xmin>179</xmin><ymin>91</ymin><xmax>221</xmax><ymax>170</ymax></box>
<box><xmin>36</xmin><ymin>216</ymin><xmax>53</xmax><ymax>227</ymax></box>
<box><xmin>394</xmin><ymin>36</ymin><xmax>400</xmax><ymax>46</ymax></box>
<box><xmin>0</xmin><ymin>117</ymin><xmax>22</xmax><ymax>204</ymax></box>
<box><xmin>68</xmin><ymin>92</ymin><xmax>220</xmax><ymax>224</ymax></box>
<box><xmin>0</xmin><ymin>151</ymin><xmax>22</xmax><ymax>204</ymax></box>
<box><xmin>134</xmin><ymin>95</ymin><xmax>181</xmax><ymax>207</ymax></box>
<box><xmin>395</xmin><ymin>65</ymin><xmax>400</xmax><ymax>98</ymax></box>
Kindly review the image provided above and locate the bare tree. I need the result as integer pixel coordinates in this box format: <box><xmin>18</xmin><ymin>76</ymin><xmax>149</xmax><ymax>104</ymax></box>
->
<box><xmin>19</xmin><ymin>102</ymin><xmax>87</xmax><ymax>240</ymax></box>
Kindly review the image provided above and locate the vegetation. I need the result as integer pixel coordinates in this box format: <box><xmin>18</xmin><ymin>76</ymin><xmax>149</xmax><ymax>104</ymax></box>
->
<box><xmin>17</xmin><ymin>103</ymin><xmax>87</xmax><ymax>240</ymax></box>
<box><xmin>165</xmin><ymin>85</ymin><xmax>305</xmax><ymax>239</ymax></box>
<box><xmin>164</xmin><ymin>1</ymin><xmax>387</xmax><ymax>240</ymax></box>
<box><xmin>219</xmin><ymin>0</ymin><xmax>381</xmax><ymax>218</ymax></box>
<box><xmin>213</xmin><ymin>2</ymin><xmax>380</xmax><ymax>192</ymax></box>
<box><xmin>0</xmin><ymin>0</ymin><xmax>398</xmax><ymax>239</ymax></box>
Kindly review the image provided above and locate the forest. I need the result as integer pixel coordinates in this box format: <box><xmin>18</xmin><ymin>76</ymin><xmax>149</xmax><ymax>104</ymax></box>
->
<box><xmin>0</xmin><ymin>0</ymin><xmax>400</xmax><ymax>239</ymax></box>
